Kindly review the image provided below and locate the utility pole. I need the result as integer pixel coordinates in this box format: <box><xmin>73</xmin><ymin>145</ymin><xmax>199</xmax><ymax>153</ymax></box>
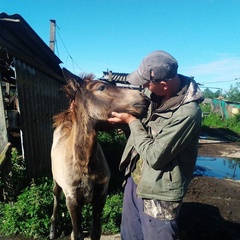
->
<box><xmin>49</xmin><ymin>19</ymin><xmax>56</xmax><ymax>52</ymax></box>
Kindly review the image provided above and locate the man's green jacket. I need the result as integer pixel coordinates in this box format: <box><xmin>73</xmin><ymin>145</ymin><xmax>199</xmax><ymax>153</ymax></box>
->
<box><xmin>119</xmin><ymin>75</ymin><xmax>204</xmax><ymax>201</ymax></box>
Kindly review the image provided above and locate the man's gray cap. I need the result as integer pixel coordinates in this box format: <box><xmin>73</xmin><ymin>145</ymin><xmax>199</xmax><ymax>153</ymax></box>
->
<box><xmin>127</xmin><ymin>50</ymin><xmax>178</xmax><ymax>86</ymax></box>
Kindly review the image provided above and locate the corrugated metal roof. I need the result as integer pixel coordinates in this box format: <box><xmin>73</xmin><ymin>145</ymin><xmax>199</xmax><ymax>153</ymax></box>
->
<box><xmin>101</xmin><ymin>71</ymin><xmax>130</xmax><ymax>84</ymax></box>
<box><xmin>0</xmin><ymin>12</ymin><xmax>63</xmax><ymax>82</ymax></box>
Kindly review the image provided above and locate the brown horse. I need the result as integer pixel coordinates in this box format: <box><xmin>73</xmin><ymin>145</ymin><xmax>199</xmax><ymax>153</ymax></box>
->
<box><xmin>49</xmin><ymin>68</ymin><xmax>149</xmax><ymax>240</ymax></box>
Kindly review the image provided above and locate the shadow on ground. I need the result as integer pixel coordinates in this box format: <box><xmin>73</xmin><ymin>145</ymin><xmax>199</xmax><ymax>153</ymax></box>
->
<box><xmin>179</xmin><ymin>202</ymin><xmax>240</xmax><ymax>240</ymax></box>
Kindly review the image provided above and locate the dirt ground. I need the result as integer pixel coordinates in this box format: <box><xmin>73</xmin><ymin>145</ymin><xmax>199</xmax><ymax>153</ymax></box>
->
<box><xmin>178</xmin><ymin>127</ymin><xmax>240</xmax><ymax>240</ymax></box>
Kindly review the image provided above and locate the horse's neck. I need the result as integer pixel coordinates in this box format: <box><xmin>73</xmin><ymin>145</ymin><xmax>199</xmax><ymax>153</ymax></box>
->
<box><xmin>71</xmin><ymin>119</ymin><xmax>97</xmax><ymax>163</ymax></box>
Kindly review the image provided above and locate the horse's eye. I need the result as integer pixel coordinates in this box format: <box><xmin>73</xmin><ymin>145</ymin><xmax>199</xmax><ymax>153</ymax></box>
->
<box><xmin>98</xmin><ymin>85</ymin><xmax>106</xmax><ymax>91</ymax></box>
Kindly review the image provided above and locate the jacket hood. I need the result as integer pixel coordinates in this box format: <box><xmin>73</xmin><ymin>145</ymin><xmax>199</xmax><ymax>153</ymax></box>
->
<box><xmin>180</xmin><ymin>75</ymin><xmax>204</xmax><ymax>105</ymax></box>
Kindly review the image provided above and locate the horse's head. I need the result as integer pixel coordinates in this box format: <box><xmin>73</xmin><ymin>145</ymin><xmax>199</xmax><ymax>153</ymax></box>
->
<box><xmin>62</xmin><ymin>68</ymin><xmax>149</xmax><ymax>122</ymax></box>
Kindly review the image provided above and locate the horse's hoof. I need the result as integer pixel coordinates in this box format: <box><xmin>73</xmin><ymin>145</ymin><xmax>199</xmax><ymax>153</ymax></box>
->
<box><xmin>71</xmin><ymin>232</ymin><xmax>84</xmax><ymax>240</ymax></box>
<box><xmin>49</xmin><ymin>226</ymin><xmax>56</xmax><ymax>239</ymax></box>
<box><xmin>49</xmin><ymin>232</ymin><xmax>55</xmax><ymax>240</ymax></box>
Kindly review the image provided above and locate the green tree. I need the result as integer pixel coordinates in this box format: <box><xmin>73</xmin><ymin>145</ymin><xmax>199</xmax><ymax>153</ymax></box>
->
<box><xmin>202</xmin><ymin>88</ymin><xmax>222</xmax><ymax>99</ymax></box>
<box><xmin>213</xmin><ymin>89</ymin><xmax>222</xmax><ymax>98</ymax></box>
<box><xmin>202</xmin><ymin>88</ymin><xmax>214</xmax><ymax>98</ymax></box>
<box><xmin>226</xmin><ymin>82</ymin><xmax>240</xmax><ymax>102</ymax></box>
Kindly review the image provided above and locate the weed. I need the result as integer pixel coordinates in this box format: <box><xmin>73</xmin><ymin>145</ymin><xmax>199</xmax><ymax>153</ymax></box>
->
<box><xmin>202</xmin><ymin>112</ymin><xmax>240</xmax><ymax>135</ymax></box>
<box><xmin>0</xmin><ymin>177</ymin><xmax>123</xmax><ymax>239</ymax></box>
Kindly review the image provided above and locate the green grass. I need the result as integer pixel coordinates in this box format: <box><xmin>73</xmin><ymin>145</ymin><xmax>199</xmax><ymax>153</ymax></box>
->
<box><xmin>200</xmin><ymin>104</ymin><xmax>240</xmax><ymax>135</ymax></box>
<box><xmin>0</xmin><ymin>177</ymin><xmax>123</xmax><ymax>239</ymax></box>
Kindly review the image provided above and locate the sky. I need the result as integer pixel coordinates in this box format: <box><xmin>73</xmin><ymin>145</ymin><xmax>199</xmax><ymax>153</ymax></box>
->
<box><xmin>1</xmin><ymin>0</ymin><xmax>240</xmax><ymax>93</ymax></box>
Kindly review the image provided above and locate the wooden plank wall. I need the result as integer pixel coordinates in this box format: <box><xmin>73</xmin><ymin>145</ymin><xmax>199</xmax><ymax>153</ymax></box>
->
<box><xmin>14</xmin><ymin>58</ymin><xmax>67</xmax><ymax>182</ymax></box>
<box><xmin>0</xmin><ymin>73</ymin><xmax>9</xmax><ymax>152</ymax></box>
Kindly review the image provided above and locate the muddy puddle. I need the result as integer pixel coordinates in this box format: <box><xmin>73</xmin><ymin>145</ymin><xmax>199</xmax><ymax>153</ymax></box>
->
<box><xmin>195</xmin><ymin>156</ymin><xmax>240</xmax><ymax>180</ymax></box>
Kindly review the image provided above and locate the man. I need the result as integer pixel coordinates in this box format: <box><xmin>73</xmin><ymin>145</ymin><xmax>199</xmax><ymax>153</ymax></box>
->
<box><xmin>108</xmin><ymin>50</ymin><xmax>204</xmax><ymax>240</ymax></box>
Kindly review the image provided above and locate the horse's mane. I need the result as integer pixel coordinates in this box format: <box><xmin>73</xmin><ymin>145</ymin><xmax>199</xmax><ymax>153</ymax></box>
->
<box><xmin>52</xmin><ymin>74</ymin><xmax>95</xmax><ymax>129</ymax></box>
<box><xmin>52</xmin><ymin>110</ymin><xmax>73</xmax><ymax>129</ymax></box>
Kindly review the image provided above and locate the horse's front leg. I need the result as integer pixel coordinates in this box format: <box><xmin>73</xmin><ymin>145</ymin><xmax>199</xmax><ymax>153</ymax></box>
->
<box><xmin>90</xmin><ymin>193</ymin><xmax>107</xmax><ymax>240</ymax></box>
<box><xmin>50</xmin><ymin>181</ymin><xmax>62</xmax><ymax>239</ymax></box>
<box><xmin>67</xmin><ymin>196</ymin><xmax>84</xmax><ymax>240</ymax></box>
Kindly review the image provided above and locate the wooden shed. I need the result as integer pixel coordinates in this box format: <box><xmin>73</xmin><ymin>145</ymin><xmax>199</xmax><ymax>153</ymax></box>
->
<box><xmin>0</xmin><ymin>13</ymin><xmax>68</xmax><ymax>200</ymax></box>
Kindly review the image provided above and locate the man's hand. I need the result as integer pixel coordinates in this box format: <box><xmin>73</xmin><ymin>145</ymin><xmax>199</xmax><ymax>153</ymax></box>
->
<box><xmin>108</xmin><ymin>112</ymin><xmax>137</xmax><ymax>124</ymax></box>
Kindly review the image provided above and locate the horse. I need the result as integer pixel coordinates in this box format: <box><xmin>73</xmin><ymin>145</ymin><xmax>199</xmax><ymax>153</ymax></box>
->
<box><xmin>49</xmin><ymin>68</ymin><xmax>149</xmax><ymax>240</ymax></box>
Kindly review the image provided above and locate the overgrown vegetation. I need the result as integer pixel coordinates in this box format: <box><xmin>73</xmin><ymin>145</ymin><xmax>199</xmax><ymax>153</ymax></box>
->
<box><xmin>201</xmin><ymin>82</ymin><xmax>240</xmax><ymax>134</ymax></box>
<box><xmin>0</xmin><ymin>178</ymin><xmax>54</xmax><ymax>239</ymax></box>
<box><xmin>0</xmin><ymin>176</ymin><xmax>123</xmax><ymax>239</ymax></box>
<box><xmin>98</xmin><ymin>130</ymin><xmax>127</xmax><ymax>145</ymax></box>
<box><xmin>11</xmin><ymin>148</ymin><xmax>26</xmax><ymax>187</ymax></box>
<box><xmin>200</xmin><ymin>103</ymin><xmax>240</xmax><ymax>135</ymax></box>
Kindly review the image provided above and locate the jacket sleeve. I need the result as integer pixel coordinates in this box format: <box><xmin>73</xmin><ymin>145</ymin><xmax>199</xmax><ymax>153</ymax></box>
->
<box><xmin>129</xmin><ymin>103</ymin><xmax>202</xmax><ymax>170</ymax></box>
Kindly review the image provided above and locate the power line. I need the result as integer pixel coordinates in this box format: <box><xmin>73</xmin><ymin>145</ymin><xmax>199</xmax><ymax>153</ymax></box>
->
<box><xmin>55</xmin><ymin>24</ymin><xmax>83</xmax><ymax>72</ymax></box>
<box><xmin>199</xmin><ymin>77</ymin><xmax>240</xmax><ymax>85</ymax></box>
<box><xmin>55</xmin><ymin>36</ymin><xmax>59</xmax><ymax>57</ymax></box>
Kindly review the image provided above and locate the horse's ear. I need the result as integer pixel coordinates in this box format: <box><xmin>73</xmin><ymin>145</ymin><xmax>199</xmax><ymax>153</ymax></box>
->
<box><xmin>62</xmin><ymin>68</ymin><xmax>83</xmax><ymax>82</ymax></box>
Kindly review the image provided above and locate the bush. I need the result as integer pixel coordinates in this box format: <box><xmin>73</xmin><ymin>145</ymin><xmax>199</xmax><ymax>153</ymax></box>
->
<box><xmin>0</xmin><ymin>177</ymin><xmax>54</xmax><ymax>239</ymax></box>
<box><xmin>11</xmin><ymin>148</ymin><xmax>26</xmax><ymax>184</ymax></box>
<box><xmin>200</xmin><ymin>103</ymin><xmax>211</xmax><ymax>114</ymax></box>
<box><xmin>202</xmin><ymin>113</ymin><xmax>224</xmax><ymax>128</ymax></box>
<box><xmin>98</xmin><ymin>130</ymin><xmax>127</xmax><ymax>149</ymax></box>
<box><xmin>0</xmin><ymin>177</ymin><xmax>123</xmax><ymax>239</ymax></box>
<box><xmin>0</xmin><ymin>148</ymin><xmax>26</xmax><ymax>198</ymax></box>
<box><xmin>225</xmin><ymin>113</ymin><xmax>240</xmax><ymax>134</ymax></box>
<box><xmin>102</xmin><ymin>192</ymin><xmax>123</xmax><ymax>234</ymax></box>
